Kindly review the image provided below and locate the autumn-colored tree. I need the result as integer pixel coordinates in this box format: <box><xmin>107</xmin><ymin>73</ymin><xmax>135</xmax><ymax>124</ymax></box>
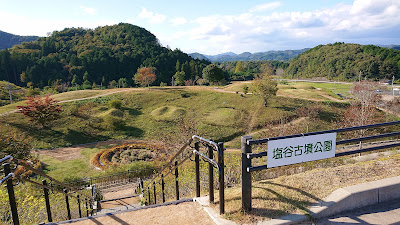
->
<box><xmin>134</xmin><ymin>67</ymin><xmax>157</xmax><ymax>87</ymax></box>
<box><xmin>17</xmin><ymin>95</ymin><xmax>62</xmax><ymax>128</ymax></box>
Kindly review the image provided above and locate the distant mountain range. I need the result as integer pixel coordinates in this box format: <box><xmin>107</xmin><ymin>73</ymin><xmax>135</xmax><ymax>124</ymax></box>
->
<box><xmin>379</xmin><ymin>44</ymin><xmax>400</xmax><ymax>50</ymax></box>
<box><xmin>189</xmin><ymin>49</ymin><xmax>310</xmax><ymax>62</ymax></box>
<box><xmin>0</xmin><ymin>30</ymin><xmax>39</xmax><ymax>50</ymax></box>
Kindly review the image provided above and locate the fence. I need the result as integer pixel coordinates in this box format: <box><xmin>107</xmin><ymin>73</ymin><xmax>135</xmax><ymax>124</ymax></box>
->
<box><xmin>1</xmin><ymin>156</ymin><xmax>96</xmax><ymax>225</ymax></box>
<box><xmin>88</xmin><ymin>168</ymin><xmax>155</xmax><ymax>190</ymax></box>
<box><xmin>241</xmin><ymin>120</ymin><xmax>400</xmax><ymax>211</ymax></box>
<box><xmin>142</xmin><ymin>135</ymin><xmax>225</xmax><ymax>214</ymax></box>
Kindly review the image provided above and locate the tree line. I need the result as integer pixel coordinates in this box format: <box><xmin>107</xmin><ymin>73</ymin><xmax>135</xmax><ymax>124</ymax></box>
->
<box><xmin>285</xmin><ymin>42</ymin><xmax>400</xmax><ymax>82</ymax></box>
<box><xmin>0</xmin><ymin>23</ymin><xmax>210</xmax><ymax>90</ymax></box>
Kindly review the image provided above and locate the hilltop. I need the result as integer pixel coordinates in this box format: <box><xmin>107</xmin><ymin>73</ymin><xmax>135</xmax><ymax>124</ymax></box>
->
<box><xmin>286</xmin><ymin>42</ymin><xmax>400</xmax><ymax>81</ymax></box>
<box><xmin>0</xmin><ymin>30</ymin><xmax>38</xmax><ymax>50</ymax></box>
<box><xmin>0</xmin><ymin>23</ymin><xmax>209</xmax><ymax>88</ymax></box>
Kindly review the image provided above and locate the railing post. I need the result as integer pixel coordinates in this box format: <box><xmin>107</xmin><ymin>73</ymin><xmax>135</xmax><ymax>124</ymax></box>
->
<box><xmin>241</xmin><ymin>136</ymin><xmax>252</xmax><ymax>211</ymax></box>
<box><xmin>153</xmin><ymin>181</ymin><xmax>157</xmax><ymax>204</ymax></box>
<box><xmin>208</xmin><ymin>144</ymin><xmax>214</xmax><ymax>203</ymax></box>
<box><xmin>140</xmin><ymin>178</ymin><xmax>144</xmax><ymax>195</ymax></box>
<box><xmin>218</xmin><ymin>142</ymin><xmax>225</xmax><ymax>214</ymax></box>
<box><xmin>148</xmin><ymin>187</ymin><xmax>151</xmax><ymax>205</ymax></box>
<box><xmin>77</xmin><ymin>194</ymin><xmax>82</xmax><ymax>218</ymax></box>
<box><xmin>161</xmin><ymin>174</ymin><xmax>165</xmax><ymax>203</ymax></box>
<box><xmin>42</xmin><ymin>180</ymin><xmax>52</xmax><ymax>222</ymax></box>
<box><xmin>175</xmin><ymin>161</ymin><xmax>179</xmax><ymax>200</ymax></box>
<box><xmin>85</xmin><ymin>199</ymin><xmax>89</xmax><ymax>217</ymax></box>
<box><xmin>64</xmin><ymin>189</ymin><xmax>71</xmax><ymax>220</ymax></box>
<box><xmin>195</xmin><ymin>142</ymin><xmax>200</xmax><ymax>198</ymax></box>
<box><xmin>4</xmin><ymin>163</ymin><xmax>19</xmax><ymax>225</ymax></box>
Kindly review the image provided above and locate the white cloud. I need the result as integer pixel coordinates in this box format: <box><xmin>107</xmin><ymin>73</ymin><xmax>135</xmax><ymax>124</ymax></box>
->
<box><xmin>0</xmin><ymin>10</ymin><xmax>116</xmax><ymax>36</ymax></box>
<box><xmin>80</xmin><ymin>6</ymin><xmax>97</xmax><ymax>16</ymax></box>
<box><xmin>171</xmin><ymin>0</ymin><xmax>400</xmax><ymax>54</ymax></box>
<box><xmin>171</xmin><ymin>17</ymin><xmax>187</xmax><ymax>26</ymax></box>
<box><xmin>138</xmin><ymin>7</ymin><xmax>166</xmax><ymax>24</ymax></box>
<box><xmin>250</xmin><ymin>1</ymin><xmax>283</xmax><ymax>13</ymax></box>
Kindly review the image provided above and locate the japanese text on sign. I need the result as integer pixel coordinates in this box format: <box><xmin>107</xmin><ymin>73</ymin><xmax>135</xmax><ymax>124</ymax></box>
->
<box><xmin>267</xmin><ymin>133</ymin><xmax>336</xmax><ymax>168</ymax></box>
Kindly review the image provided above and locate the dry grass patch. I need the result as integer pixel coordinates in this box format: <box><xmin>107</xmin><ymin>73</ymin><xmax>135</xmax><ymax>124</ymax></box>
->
<box><xmin>218</xmin><ymin>151</ymin><xmax>400</xmax><ymax>224</ymax></box>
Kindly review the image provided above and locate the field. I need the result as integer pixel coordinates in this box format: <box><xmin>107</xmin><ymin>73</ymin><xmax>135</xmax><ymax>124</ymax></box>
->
<box><xmin>0</xmin><ymin>86</ymin><xmax>347</xmax><ymax>149</ymax></box>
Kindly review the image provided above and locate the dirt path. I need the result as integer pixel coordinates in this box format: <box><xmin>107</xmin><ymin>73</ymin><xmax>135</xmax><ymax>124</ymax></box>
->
<box><xmin>69</xmin><ymin>202</ymin><xmax>215</xmax><ymax>225</ymax></box>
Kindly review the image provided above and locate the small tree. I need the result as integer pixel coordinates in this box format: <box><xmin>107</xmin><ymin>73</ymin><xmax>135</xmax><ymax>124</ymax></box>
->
<box><xmin>173</xmin><ymin>71</ymin><xmax>185</xmax><ymax>86</ymax></box>
<box><xmin>253</xmin><ymin>73</ymin><xmax>278</xmax><ymax>107</ymax></box>
<box><xmin>202</xmin><ymin>64</ymin><xmax>224</xmax><ymax>84</ymax></box>
<box><xmin>17</xmin><ymin>95</ymin><xmax>62</xmax><ymax>128</ymax></box>
<box><xmin>235</xmin><ymin>61</ymin><xmax>244</xmax><ymax>73</ymax></box>
<box><xmin>134</xmin><ymin>67</ymin><xmax>157</xmax><ymax>87</ymax></box>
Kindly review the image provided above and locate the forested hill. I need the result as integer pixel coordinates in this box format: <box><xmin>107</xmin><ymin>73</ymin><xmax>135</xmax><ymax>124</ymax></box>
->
<box><xmin>285</xmin><ymin>43</ymin><xmax>400</xmax><ymax>81</ymax></box>
<box><xmin>0</xmin><ymin>30</ymin><xmax>38</xmax><ymax>50</ymax></box>
<box><xmin>190</xmin><ymin>49</ymin><xmax>309</xmax><ymax>62</ymax></box>
<box><xmin>0</xmin><ymin>23</ymin><xmax>209</xmax><ymax>88</ymax></box>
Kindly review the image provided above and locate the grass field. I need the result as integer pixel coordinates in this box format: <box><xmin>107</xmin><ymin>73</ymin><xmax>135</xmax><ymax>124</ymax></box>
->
<box><xmin>1</xmin><ymin>87</ymin><xmax>342</xmax><ymax>149</ymax></box>
<box><xmin>224</xmin><ymin>81</ymin><xmax>352</xmax><ymax>101</ymax></box>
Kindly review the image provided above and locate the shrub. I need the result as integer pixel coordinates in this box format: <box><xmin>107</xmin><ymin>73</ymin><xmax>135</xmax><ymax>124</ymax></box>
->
<box><xmin>103</xmin><ymin>115</ymin><xmax>125</xmax><ymax>131</ymax></box>
<box><xmin>109</xmin><ymin>99</ymin><xmax>122</xmax><ymax>109</ymax></box>
<box><xmin>0</xmin><ymin>133</ymin><xmax>31</xmax><ymax>159</ymax></box>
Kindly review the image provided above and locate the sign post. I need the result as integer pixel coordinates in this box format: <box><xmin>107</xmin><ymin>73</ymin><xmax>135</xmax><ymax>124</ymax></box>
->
<box><xmin>267</xmin><ymin>133</ymin><xmax>337</xmax><ymax>168</ymax></box>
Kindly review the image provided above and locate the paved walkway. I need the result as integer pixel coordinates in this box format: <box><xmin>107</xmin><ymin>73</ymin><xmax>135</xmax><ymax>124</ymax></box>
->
<box><xmin>316</xmin><ymin>200</ymin><xmax>400</xmax><ymax>225</ymax></box>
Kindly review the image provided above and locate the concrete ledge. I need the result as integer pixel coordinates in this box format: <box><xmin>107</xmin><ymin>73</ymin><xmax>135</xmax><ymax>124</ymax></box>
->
<box><xmin>310</xmin><ymin>175</ymin><xmax>400</xmax><ymax>218</ymax></box>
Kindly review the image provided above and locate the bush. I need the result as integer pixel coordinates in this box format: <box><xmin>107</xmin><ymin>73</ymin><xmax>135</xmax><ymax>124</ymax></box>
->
<box><xmin>0</xmin><ymin>133</ymin><xmax>31</xmax><ymax>159</ymax></box>
<box><xmin>103</xmin><ymin>115</ymin><xmax>125</xmax><ymax>131</ymax></box>
<box><xmin>109</xmin><ymin>99</ymin><xmax>122</xmax><ymax>109</ymax></box>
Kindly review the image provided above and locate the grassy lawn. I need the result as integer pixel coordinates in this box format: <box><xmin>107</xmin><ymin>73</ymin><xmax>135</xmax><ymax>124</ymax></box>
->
<box><xmin>38</xmin><ymin>146</ymin><xmax>105</xmax><ymax>180</ymax></box>
<box><xmin>223</xmin><ymin>81</ymin><xmax>352</xmax><ymax>102</ymax></box>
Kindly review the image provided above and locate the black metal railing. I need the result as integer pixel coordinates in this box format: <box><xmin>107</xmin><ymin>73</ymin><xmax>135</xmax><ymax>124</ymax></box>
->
<box><xmin>241</xmin><ymin>120</ymin><xmax>400</xmax><ymax>211</ymax></box>
<box><xmin>141</xmin><ymin>135</ymin><xmax>225</xmax><ymax>214</ymax></box>
<box><xmin>1</xmin><ymin>156</ymin><xmax>96</xmax><ymax>225</ymax></box>
<box><xmin>88</xmin><ymin>168</ymin><xmax>155</xmax><ymax>190</ymax></box>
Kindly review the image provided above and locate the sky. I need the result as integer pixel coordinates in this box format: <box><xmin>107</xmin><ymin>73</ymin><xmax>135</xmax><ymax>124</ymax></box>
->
<box><xmin>0</xmin><ymin>0</ymin><xmax>399</xmax><ymax>55</ymax></box>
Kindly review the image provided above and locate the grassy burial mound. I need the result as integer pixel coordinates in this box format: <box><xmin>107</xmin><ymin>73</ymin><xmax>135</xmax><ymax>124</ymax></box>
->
<box><xmin>91</xmin><ymin>140</ymin><xmax>168</xmax><ymax>170</ymax></box>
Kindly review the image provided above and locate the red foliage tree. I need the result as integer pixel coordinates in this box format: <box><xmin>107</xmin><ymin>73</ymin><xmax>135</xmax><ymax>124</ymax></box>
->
<box><xmin>133</xmin><ymin>67</ymin><xmax>157</xmax><ymax>87</ymax></box>
<box><xmin>17</xmin><ymin>95</ymin><xmax>62</xmax><ymax>128</ymax></box>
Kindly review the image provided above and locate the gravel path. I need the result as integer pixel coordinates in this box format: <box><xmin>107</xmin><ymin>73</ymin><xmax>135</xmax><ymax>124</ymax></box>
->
<box><xmin>69</xmin><ymin>202</ymin><xmax>215</xmax><ymax>225</ymax></box>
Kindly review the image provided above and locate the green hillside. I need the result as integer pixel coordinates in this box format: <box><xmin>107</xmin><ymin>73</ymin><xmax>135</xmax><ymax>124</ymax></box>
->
<box><xmin>0</xmin><ymin>30</ymin><xmax>38</xmax><ymax>50</ymax></box>
<box><xmin>0</xmin><ymin>23</ymin><xmax>209</xmax><ymax>88</ymax></box>
<box><xmin>285</xmin><ymin>42</ymin><xmax>400</xmax><ymax>81</ymax></box>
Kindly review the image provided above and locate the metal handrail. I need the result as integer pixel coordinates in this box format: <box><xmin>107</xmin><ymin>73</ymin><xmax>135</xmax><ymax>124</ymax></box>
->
<box><xmin>11</xmin><ymin>158</ymin><xmax>86</xmax><ymax>195</ymax></box>
<box><xmin>142</xmin><ymin>135</ymin><xmax>225</xmax><ymax>214</ymax></box>
<box><xmin>192</xmin><ymin>149</ymin><xmax>219</xmax><ymax>169</ymax></box>
<box><xmin>241</xmin><ymin>120</ymin><xmax>400</xmax><ymax>212</ymax></box>
<box><xmin>145</xmin><ymin>135</ymin><xmax>221</xmax><ymax>190</ymax></box>
<box><xmin>248</xmin><ymin>120</ymin><xmax>400</xmax><ymax>145</ymax></box>
<box><xmin>1</xmin><ymin>155</ymin><xmax>93</xmax><ymax>202</ymax></box>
